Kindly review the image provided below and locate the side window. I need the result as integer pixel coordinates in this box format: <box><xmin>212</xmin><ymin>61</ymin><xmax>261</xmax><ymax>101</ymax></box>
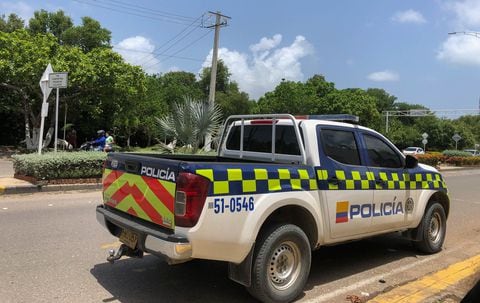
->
<box><xmin>225</xmin><ymin>125</ymin><xmax>301</xmax><ymax>155</ymax></box>
<box><xmin>320</xmin><ymin>129</ymin><xmax>361</xmax><ymax>166</ymax></box>
<box><xmin>363</xmin><ymin>134</ymin><xmax>403</xmax><ymax>168</ymax></box>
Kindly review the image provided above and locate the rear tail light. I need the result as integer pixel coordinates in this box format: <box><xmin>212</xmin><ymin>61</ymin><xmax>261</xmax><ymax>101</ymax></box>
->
<box><xmin>175</xmin><ymin>172</ymin><xmax>210</xmax><ymax>227</ymax></box>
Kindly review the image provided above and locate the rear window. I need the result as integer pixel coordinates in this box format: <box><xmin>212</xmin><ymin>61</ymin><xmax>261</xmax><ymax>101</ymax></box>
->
<box><xmin>225</xmin><ymin>125</ymin><xmax>301</xmax><ymax>155</ymax></box>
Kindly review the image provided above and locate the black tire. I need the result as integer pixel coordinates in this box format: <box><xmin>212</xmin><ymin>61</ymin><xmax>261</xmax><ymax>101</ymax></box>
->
<box><xmin>247</xmin><ymin>224</ymin><xmax>311</xmax><ymax>303</ymax></box>
<box><xmin>414</xmin><ymin>202</ymin><xmax>446</xmax><ymax>254</ymax></box>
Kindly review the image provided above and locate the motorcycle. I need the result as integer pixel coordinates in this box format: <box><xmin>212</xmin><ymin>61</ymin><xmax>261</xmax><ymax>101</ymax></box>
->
<box><xmin>78</xmin><ymin>141</ymin><xmax>95</xmax><ymax>151</ymax></box>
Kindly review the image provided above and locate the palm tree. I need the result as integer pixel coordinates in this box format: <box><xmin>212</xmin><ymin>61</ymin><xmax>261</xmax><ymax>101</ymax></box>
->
<box><xmin>155</xmin><ymin>97</ymin><xmax>223</xmax><ymax>154</ymax></box>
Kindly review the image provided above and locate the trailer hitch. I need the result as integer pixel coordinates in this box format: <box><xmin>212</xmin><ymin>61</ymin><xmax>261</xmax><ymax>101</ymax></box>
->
<box><xmin>107</xmin><ymin>244</ymin><xmax>143</xmax><ymax>264</ymax></box>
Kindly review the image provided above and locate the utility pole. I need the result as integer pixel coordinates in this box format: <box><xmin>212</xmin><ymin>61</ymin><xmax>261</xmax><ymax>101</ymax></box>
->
<box><xmin>203</xmin><ymin>11</ymin><xmax>230</xmax><ymax>151</ymax></box>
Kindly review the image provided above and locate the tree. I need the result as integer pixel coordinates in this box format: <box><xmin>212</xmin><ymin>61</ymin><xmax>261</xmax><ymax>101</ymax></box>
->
<box><xmin>0</xmin><ymin>13</ymin><xmax>24</xmax><ymax>32</ymax></box>
<box><xmin>28</xmin><ymin>10</ymin><xmax>73</xmax><ymax>42</ymax></box>
<box><xmin>215</xmin><ymin>83</ymin><xmax>253</xmax><ymax>119</ymax></box>
<box><xmin>305</xmin><ymin>74</ymin><xmax>335</xmax><ymax>98</ymax></box>
<box><xmin>0</xmin><ymin>29</ymin><xmax>145</xmax><ymax>149</ymax></box>
<box><xmin>319</xmin><ymin>89</ymin><xmax>381</xmax><ymax>129</ymax></box>
<box><xmin>257</xmin><ymin>80</ymin><xmax>319</xmax><ymax>114</ymax></box>
<box><xmin>155</xmin><ymin>98</ymin><xmax>223</xmax><ymax>153</ymax></box>
<box><xmin>198</xmin><ymin>59</ymin><xmax>231</xmax><ymax>96</ymax></box>
<box><xmin>158</xmin><ymin>71</ymin><xmax>203</xmax><ymax>110</ymax></box>
<box><xmin>365</xmin><ymin>88</ymin><xmax>397</xmax><ymax>113</ymax></box>
<box><xmin>62</xmin><ymin>16</ymin><xmax>111</xmax><ymax>52</ymax></box>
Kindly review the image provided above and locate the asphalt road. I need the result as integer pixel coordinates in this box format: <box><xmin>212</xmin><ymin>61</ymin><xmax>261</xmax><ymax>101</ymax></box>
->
<box><xmin>0</xmin><ymin>170</ymin><xmax>479</xmax><ymax>303</ymax></box>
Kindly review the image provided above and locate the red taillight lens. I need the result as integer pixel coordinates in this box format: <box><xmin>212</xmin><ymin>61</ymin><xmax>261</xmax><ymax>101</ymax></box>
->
<box><xmin>175</xmin><ymin>172</ymin><xmax>210</xmax><ymax>227</ymax></box>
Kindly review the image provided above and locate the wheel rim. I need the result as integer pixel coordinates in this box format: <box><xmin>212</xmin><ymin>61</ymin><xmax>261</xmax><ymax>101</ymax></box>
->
<box><xmin>428</xmin><ymin>212</ymin><xmax>443</xmax><ymax>244</ymax></box>
<box><xmin>268</xmin><ymin>241</ymin><xmax>302</xmax><ymax>291</ymax></box>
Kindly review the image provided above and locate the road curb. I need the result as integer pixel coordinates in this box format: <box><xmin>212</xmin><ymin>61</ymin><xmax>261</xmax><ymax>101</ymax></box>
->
<box><xmin>0</xmin><ymin>183</ymin><xmax>102</xmax><ymax>195</ymax></box>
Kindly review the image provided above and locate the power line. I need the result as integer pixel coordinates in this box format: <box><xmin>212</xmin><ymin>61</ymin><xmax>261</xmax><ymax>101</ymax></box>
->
<box><xmin>102</xmin><ymin>0</ymin><xmax>197</xmax><ymax>22</ymax></box>
<box><xmin>143</xmin><ymin>29</ymin><xmax>213</xmax><ymax>71</ymax></box>
<box><xmin>113</xmin><ymin>46</ymin><xmax>203</xmax><ymax>62</ymax></box>
<box><xmin>73</xmin><ymin>0</ymin><xmax>201</xmax><ymax>26</ymax></box>
<box><xmin>138</xmin><ymin>23</ymin><xmax>202</xmax><ymax>67</ymax></box>
<box><xmin>136</xmin><ymin>14</ymin><xmax>204</xmax><ymax>67</ymax></box>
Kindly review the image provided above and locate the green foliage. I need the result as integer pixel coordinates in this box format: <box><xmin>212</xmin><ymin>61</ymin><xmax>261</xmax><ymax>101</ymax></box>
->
<box><xmin>28</xmin><ymin>10</ymin><xmax>73</xmax><ymax>42</ymax></box>
<box><xmin>0</xmin><ymin>13</ymin><xmax>24</xmax><ymax>32</ymax></box>
<box><xmin>62</xmin><ymin>16</ymin><xmax>111</xmax><ymax>52</ymax></box>
<box><xmin>155</xmin><ymin>97</ymin><xmax>223</xmax><ymax>153</ymax></box>
<box><xmin>365</xmin><ymin>88</ymin><xmax>396</xmax><ymax>113</ymax></box>
<box><xmin>442</xmin><ymin>150</ymin><xmax>473</xmax><ymax>157</ymax></box>
<box><xmin>257</xmin><ymin>80</ymin><xmax>318</xmax><ymax>114</ymax></box>
<box><xmin>198</xmin><ymin>59</ymin><xmax>231</xmax><ymax>95</ymax></box>
<box><xmin>12</xmin><ymin>152</ymin><xmax>106</xmax><ymax>179</ymax></box>
<box><xmin>318</xmin><ymin>88</ymin><xmax>381</xmax><ymax>129</ymax></box>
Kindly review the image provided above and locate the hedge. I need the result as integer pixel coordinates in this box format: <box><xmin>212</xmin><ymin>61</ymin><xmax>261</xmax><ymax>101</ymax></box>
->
<box><xmin>442</xmin><ymin>150</ymin><xmax>473</xmax><ymax>157</ymax></box>
<box><xmin>12</xmin><ymin>152</ymin><xmax>107</xmax><ymax>180</ymax></box>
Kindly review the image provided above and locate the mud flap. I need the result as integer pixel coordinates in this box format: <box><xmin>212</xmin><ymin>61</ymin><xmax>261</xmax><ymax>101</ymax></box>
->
<box><xmin>228</xmin><ymin>245</ymin><xmax>254</xmax><ymax>287</ymax></box>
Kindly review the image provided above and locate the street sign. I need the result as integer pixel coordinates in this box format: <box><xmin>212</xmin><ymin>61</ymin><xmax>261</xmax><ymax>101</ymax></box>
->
<box><xmin>452</xmin><ymin>134</ymin><xmax>462</xmax><ymax>142</ymax></box>
<box><xmin>39</xmin><ymin>63</ymin><xmax>53</xmax><ymax>98</ymax></box>
<box><xmin>38</xmin><ymin>63</ymin><xmax>55</xmax><ymax>154</ymax></box>
<box><xmin>422</xmin><ymin>139</ymin><xmax>428</xmax><ymax>145</ymax></box>
<box><xmin>49</xmin><ymin>72</ymin><xmax>68</xmax><ymax>88</ymax></box>
<box><xmin>422</xmin><ymin>132</ymin><xmax>429</xmax><ymax>139</ymax></box>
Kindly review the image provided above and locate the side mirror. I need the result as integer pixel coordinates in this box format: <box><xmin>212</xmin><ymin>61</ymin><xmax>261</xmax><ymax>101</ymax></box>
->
<box><xmin>405</xmin><ymin>155</ymin><xmax>418</xmax><ymax>169</ymax></box>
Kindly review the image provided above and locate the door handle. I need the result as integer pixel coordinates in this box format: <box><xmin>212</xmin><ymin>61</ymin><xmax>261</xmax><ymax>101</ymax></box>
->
<box><xmin>328</xmin><ymin>177</ymin><xmax>339</xmax><ymax>185</ymax></box>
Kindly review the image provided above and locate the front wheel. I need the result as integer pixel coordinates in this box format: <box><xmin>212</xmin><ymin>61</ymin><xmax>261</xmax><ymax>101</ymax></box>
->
<box><xmin>414</xmin><ymin>202</ymin><xmax>446</xmax><ymax>254</ymax></box>
<box><xmin>247</xmin><ymin>224</ymin><xmax>311</xmax><ymax>303</ymax></box>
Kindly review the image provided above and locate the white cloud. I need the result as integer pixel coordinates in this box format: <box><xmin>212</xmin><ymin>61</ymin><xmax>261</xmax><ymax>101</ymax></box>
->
<box><xmin>437</xmin><ymin>35</ymin><xmax>480</xmax><ymax>65</ymax></box>
<box><xmin>392</xmin><ymin>9</ymin><xmax>427</xmax><ymax>24</ymax></box>
<box><xmin>202</xmin><ymin>34</ymin><xmax>314</xmax><ymax>99</ymax></box>
<box><xmin>446</xmin><ymin>0</ymin><xmax>480</xmax><ymax>28</ymax></box>
<box><xmin>0</xmin><ymin>1</ymin><xmax>34</xmax><ymax>21</ymax></box>
<box><xmin>114</xmin><ymin>36</ymin><xmax>161</xmax><ymax>74</ymax></box>
<box><xmin>438</xmin><ymin>0</ymin><xmax>480</xmax><ymax>65</ymax></box>
<box><xmin>367</xmin><ymin>70</ymin><xmax>400</xmax><ymax>82</ymax></box>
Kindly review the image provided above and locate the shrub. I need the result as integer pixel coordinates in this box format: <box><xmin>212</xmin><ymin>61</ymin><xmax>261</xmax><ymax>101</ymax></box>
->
<box><xmin>442</xmin><ymin>150</ymin><xmax>472</xmax><ymax>157</ymax></box>
<box><xmin>416</xmin><ymin>153</ymin><xmax>444</xmax><ymax>167</ymax></box>
<box><xmin>12</xmin><ymin>152</ymin><xmax>106</xmax><ymax>180</ymax></box>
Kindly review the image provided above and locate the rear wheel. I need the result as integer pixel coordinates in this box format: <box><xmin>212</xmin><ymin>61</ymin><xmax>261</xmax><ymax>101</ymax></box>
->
<box><xmin>247</xmin><ymin>224</ymin><xmax>311</xmax><ymax>303</ymax></box>
<box><xmin>414</xmin><ymin>202</ymin><xmax>446</xmax><ymax>254</ymax></box>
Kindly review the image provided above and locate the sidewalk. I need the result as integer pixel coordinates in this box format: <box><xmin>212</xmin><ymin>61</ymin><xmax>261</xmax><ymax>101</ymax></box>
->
<box><xmin>0</xmin><ymin>158</ymin><xmax>101</xmax><ymax>195</ymax></box>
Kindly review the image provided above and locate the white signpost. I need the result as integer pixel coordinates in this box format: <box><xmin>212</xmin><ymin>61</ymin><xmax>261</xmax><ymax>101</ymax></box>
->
<box><xmin>49</xmin><ymin>72</ymin><xmax>68</xmax><ymax>152</ymax></box>
<box><xmin>452</xmin><ymin>133</ymin><xmax>462</xmax><ymax>150</ymax></box>
<box><xmin>38</xmin><ymin>64</ymin><xmax>54</xmax><ymax>154</ymax></box>
<box><xmin>422</xmin><ymin>132</ymin><xmax>429</xmax><ymax>151</ymax></box>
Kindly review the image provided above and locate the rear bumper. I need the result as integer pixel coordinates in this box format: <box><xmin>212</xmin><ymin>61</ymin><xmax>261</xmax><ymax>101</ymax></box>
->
<box><xmin>96</xmin><ymin>205</ymin><xmax>192</xmax><ymax>262</ymax></box>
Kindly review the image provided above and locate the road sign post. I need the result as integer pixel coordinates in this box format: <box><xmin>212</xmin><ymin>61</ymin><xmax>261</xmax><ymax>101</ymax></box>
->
<box><xmin>421</xmin><ymin>133</ymin><xmax>429</xmax><ymax>152</ymax></box>
<box><xmin>49</xmin><ymin>72</ymin><xmax>68</xmax><ymax>152</ymax></box>
<box><xmin>38</xmin><ymin>64</ymin><xmax>54</xmax><ymax>154</ymax></box>
<box><xmin>452</xmin><ymin>133</ymin><xmax>462</xmax><ymax>150</ymax></box>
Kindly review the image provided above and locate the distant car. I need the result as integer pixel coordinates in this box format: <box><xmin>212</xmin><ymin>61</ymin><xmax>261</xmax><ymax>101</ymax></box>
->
<box><xmin>463</xmin><ymin>149</ymin><xmax>480</xmax><ymax>156</ymax></box>
<box><xmin>403</xmin><ymin>146</ymin><xmax>425</xmax><ymax>156</ymax></box>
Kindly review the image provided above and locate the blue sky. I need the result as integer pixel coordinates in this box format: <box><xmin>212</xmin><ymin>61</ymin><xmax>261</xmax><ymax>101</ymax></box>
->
<box><xmin>2</xmin><ymin>0</ymin><xmax>480</xmax><ymax>110</ymax></box>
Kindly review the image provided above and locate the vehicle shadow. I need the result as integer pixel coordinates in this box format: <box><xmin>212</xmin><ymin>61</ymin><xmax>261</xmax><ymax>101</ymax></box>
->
<box><xmin>90</xmin><ymin>256</ymin><xmax>255</xmax><ymax>303</ymax></box>
<box><xmin>305</xmin><ymin>233</ymin><xmax>418</xmax><ymax>290</ymax></box>
<box><xmin>91</xmin><ymin>234</ymin><xmax>418</xmax><ymax>303</ymax></box>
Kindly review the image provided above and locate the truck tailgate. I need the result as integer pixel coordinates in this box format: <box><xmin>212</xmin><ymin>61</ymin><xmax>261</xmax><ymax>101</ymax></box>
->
<box><xmin>102</xmin><ymin>154</ymin><xmax>179</xmax><ymax>230</ymax></box>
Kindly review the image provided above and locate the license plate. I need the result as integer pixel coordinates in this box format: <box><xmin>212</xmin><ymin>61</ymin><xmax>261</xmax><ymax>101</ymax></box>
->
<box><xmin>119</xmin><ymin>228</ymin><xmax>138</xmax><ymax>249</ymax></box>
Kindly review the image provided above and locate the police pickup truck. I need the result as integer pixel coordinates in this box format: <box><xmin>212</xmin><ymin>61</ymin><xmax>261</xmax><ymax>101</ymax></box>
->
<box><xmin>96</xmin><ymin>114</ymin><xmax>449</xmax><ymax>303</ymax></box>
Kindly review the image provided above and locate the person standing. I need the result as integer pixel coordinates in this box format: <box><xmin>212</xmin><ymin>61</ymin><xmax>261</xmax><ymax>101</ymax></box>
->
<box><xmin>104</xmin><ymin>131</ymin><xmax>114</xmax><ymax>152</ymax></box>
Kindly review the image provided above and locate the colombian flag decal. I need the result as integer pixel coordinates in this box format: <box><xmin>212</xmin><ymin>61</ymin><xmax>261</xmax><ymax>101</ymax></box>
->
<box><xmin>336</xmin><ymin>201</ymin><xmax>349</xmax><ymax>223</ymax></box>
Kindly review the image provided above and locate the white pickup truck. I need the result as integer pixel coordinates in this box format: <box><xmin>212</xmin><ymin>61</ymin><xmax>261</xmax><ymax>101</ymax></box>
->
<box><xmin>96</xmin><ymin>114</ymin><xmax>449</xmax><ymax>303</ymax></box>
